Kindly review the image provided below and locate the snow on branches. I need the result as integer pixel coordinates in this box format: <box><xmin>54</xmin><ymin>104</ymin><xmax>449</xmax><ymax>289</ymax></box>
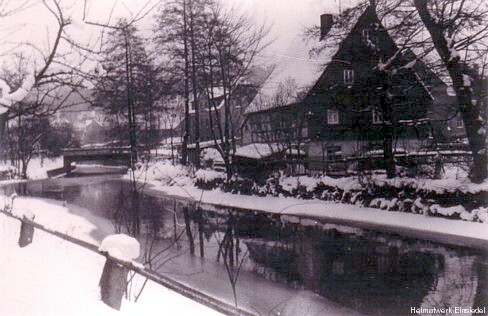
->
<box><xmin>0</xmin><ymin>74</ymin><xmax>35</xmax><ymax>114</ymax></box>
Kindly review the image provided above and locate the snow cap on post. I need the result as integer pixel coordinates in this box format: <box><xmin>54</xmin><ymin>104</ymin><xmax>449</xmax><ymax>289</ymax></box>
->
<box><xmin>99</xmin><ymin>234</ymin><xmax>140</xmax><ymax>263</ymax></box>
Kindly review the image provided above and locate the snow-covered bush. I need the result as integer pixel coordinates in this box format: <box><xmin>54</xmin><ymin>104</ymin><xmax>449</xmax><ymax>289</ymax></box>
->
<box><xmin>194</xmin><ymin>171</ymin><xmax>488</xmax><ymax>223</ymax></box>
<box><xmin>135</xmin><ymin>161</ymin><xmax>192</xmax><ymax>186</ymax></box>
<box><xmin>0</xmin><ymin>165</ymin><xmax>16</xmax><ymax>180</ymax></box>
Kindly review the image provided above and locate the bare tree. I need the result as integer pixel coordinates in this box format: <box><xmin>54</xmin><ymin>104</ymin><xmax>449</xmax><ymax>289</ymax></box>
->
<box><xmin>0</xmin><ymin>0</ymin><xmax>93</xmax><ymax>139</ymax></box>
<box><xmin>154</xmin><ymin>0</ymin><xmax>205</xmax><ymax>167</ymax></box>
<box><xmin>198</xmin><ymin>1</ymin><xmax>269</xmax><ymax>178</ymax></box>
<box><xmin>413</xmin><ymin>0</ymin><xmax>488</xmax><ymax>182</ymax></box>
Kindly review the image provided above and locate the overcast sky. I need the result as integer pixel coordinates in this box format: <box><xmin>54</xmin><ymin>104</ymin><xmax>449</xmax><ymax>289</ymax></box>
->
<box><xmin>0</xmin><ymin>0</ymin><xmax>360</xmax><ymax>72</ymax></box>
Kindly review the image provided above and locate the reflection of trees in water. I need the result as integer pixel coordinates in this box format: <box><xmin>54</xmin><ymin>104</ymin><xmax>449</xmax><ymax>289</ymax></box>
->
<box><xmin>105</xmin><ymin>191</ymin><xmax>486</xmax><ymax>315</ymax></box>
<box><xmin>132</xmin><ymin>200</ymin><xmax>215</xmax><ymax>272</ymax></box>
<box><xmin>420</xmin><ymin>254</ymin><xmax>479</xmax><ymax>315</ymax></box>
<box><xmin>213</xmin><ymin>211</ymin><xmax>248</xmax><ymax>309</ymax></box>
<box><xmin>111</xmin><ymin>183</ymin><xmax>140</xmax><ymax>236</ymax></box>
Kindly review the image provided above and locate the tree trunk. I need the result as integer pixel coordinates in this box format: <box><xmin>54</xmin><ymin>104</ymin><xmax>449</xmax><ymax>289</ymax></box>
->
<box><xmin>414</xmin><ymin>0</ymin><xmax>487</xmax><ymax>183</ymax></box>
<box><xmin>125</xmin><ymin>33</ymin><xmax>137</xmax><ymax>168</ymax></box>
<box><xmin>379</xmin><ymin>71</ymin><xmax>395</xmax><ymax>178</ymax></box>
<box><xmin>0</xmin><ymin>113</ymin><xmax>6</xmax><ymax>140</ymax></box>
<box><xmin>21</xmin><ymin>159</ymin><xmax>28</xmax><ymax>180</ymax></box>
<box><xmin>181</xmin><ymin>0</ymin><xmax>190</xmax><ymax>166</ymax></box>
<box><xmin>189</xmin><ymin>0</ymin><xmax>200</xmax><ymax>169</ymax></box>
<box><xmin>198</xmin><ymin>210</ymin><xmax>204</xmax><ymax>258</ymax></box>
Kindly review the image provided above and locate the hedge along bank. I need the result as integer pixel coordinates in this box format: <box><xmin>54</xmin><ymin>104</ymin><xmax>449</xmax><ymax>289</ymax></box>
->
<box><xmin>194</xmin><ymin>170</ymin><xmax>488</xmax><ymax>224</ymax></box>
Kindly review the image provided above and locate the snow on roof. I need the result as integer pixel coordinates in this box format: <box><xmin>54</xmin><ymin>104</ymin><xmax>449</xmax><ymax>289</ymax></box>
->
<box><xmin>246</xmin><ymin>12</ymin><xmax>361</xmax><ymax>114</ymax></box>
<box><xmin>201</xmin><ymin>147</ymin><xmax>224</xmax><ymax>163</ymax></box>
<box><xmin>234</xmin><ymin>143</ymin><xmax>284</xmax><ymax>159</ymax></box>
<box><xmin>246</xmin><ymin>5</ymin><xmax>454</xmax><ymax>116</ymax></box>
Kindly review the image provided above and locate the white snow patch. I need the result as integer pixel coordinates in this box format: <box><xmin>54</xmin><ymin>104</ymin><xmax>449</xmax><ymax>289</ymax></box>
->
<box><xmin>0</xmin><ymin>157</ymin><xmax>63</xmax><ymax>181</ymax></box>
<box><xmin>195</xmin><ymin>169</ymin><xmax>226</xmax><ymax>182</ymax></box>
<box><xmin>430</xmin><ymin>204</ymin><xmax>466</xmax><ymax>217</ymax></box>
<box><xmin>99</xmin><ymin>234</ymin><xmax>140</xmax><ymax>263</ymax></box>
<box><xmin>129</xmin><ymin>161</ymin><xmax>192</xmax><ymax>186</ymax></box>
<box><xmin>70</xmin><ymin>17</ymin><xmax>86</xmax><ymax>30</ymax></box>
<box><xmin>0</xmin><ymin>214</ymin><xmax>223</xmax><ymax>316</ymax></box>
<box><xmin>201</xmin><ymin>147</ymin><xmax>224</xmax><ymax>163</ymax></box>
<box><xmin>0</xmin><ymin>73</ymin><xmax>35</xmax><ymax>114</ymax></box>
<box><xmin>234</xmin><ymin>143</ymin><xmax>282</xmax><ymax>159</ymax></box>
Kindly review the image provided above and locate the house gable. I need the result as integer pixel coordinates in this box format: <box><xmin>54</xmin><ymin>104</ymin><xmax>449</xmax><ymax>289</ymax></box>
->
<box><xmin>305</xmin><ymin>6</ymin><xmax>433</xmax><ymax>143</ymax></box>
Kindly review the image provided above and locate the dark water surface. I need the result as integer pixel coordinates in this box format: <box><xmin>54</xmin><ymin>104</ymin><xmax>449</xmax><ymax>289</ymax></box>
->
<box><xmin>3</xmin><ymin>175</ymin><xmax>487</xmax><ymax>315</ymax></box>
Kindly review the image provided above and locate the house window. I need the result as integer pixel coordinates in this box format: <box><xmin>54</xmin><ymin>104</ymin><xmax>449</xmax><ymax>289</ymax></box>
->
<box><xmin>327</xmin><ymin>146</ymin><xmax>342</xmax><ymax>161</ymax></box>
<box><xmin>456</xmin><ymin>113</ymin><xmax>463</xmax><ymax>128</ymax></box>
<box><xmin>327</xmin><ymin>109</ymin><xmax>340</xmax><ymax>125</ymax></box>
<box><xmin>362</xmin><ymin>28</ymin><xmax>370</xmax><ymax>42</ymax></box>
<box><xmin>372</xmin><ymin>109</ymin><xmax>383</xmax><ymax>124</ymax></box>
<box><xmin>343</xmin><ymin>69</ymin><xmax>354</xmax><ymax>84</ymax></box>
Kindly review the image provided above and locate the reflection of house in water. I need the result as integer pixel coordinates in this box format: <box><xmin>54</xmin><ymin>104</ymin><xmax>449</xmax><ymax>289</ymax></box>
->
<box><xmin>244</xmin><ymin>225</ymin><xmax>486</xmax><ymax>316</ymax></box>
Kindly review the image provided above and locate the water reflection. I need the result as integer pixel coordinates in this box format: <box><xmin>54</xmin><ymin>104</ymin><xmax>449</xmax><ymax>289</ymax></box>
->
<box><xmin>5</xmin><ymin>178</ymin><xmax>487</xmax><ymax>316</ymax></box>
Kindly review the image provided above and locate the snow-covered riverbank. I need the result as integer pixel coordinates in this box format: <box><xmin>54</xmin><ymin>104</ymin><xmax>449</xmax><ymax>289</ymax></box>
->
<box><xmin>0</xmin><ymin>157</ymin><xmax>63</xmax><ymax>184</ymax></box>
<box><xmin>130</xmin><ymin>161</ymin><xmax>488</xmax><ymax>250</ymax></box>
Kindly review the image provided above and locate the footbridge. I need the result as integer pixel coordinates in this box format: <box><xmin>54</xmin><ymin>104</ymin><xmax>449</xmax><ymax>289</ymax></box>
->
<box><xmin>62</xmin><ymin>146</ymin><xmax>133</xmax><ymax>173</ymax></box>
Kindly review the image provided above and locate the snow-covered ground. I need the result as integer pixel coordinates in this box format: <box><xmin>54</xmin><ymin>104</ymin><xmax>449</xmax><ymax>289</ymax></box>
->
<box><xmin>130</xmin><ymin>161</ymin><xmax>488</xmax><ymax>249</ymax></box>
<box><xmin>0</xmin><ymin>204</ymin><xmax>223</xmax><ymax>316</ymax></box>
<box><xmin>0</xmin><ymin>156</ymin><xmax>63</xmax><ymax>183</ymax></box>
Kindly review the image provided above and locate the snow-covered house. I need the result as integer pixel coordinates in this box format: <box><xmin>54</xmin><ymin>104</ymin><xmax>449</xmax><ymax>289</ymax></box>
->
<box><xmin>242</xmin><ymin>6</ymin><xmax>461</xmax><ymax>175</ymax></box>
<box><xmin>304</xmin><ymin>6</ymin><xmax>460</xmax><ymax>173</ymax></box>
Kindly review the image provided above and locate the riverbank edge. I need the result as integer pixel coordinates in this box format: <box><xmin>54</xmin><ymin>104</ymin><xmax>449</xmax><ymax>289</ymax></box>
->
<box><xmin>134</xmin><ymin>178</ymin><xmax>488</xmax><ymax>252</ymax></box>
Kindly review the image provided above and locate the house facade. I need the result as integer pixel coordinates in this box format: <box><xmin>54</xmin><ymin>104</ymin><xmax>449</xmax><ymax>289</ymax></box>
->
<box><xmin>241</xmin><ymin>6</ymin><xmax>462</xmax><ymax>176</ymax></box>
<box><xmin>305</xmin><ymin>6</ymin><xmax>439</xmax><ymax>173</ymax></box>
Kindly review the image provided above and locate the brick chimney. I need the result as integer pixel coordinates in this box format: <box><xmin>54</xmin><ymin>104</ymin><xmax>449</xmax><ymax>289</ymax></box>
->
<box><xmin>320</xmin><ymin>14</ymin><xmax>333</xmax><ymax>40</ymax></box>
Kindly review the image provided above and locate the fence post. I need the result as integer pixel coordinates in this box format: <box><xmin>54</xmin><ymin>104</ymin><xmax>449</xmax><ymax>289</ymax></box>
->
<box><xmin>99</xmin><ymin>257</ymin><xmax>129</xmax><ymax>310</ymax></box>
<box><xmin>98</xmin><ymin>234</ymin><xmax>140</xmax><ymax>310</ymax></box>
<box><xmin>18</xmin><ymin>216</ymin><xmax>35</xmax><ymax>247</ymax></box>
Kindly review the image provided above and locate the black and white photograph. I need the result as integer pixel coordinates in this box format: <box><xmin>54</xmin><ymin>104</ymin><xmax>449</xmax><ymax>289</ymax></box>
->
<box><xmin>0</xmin><ymin>0</ymin><xmax>487</xmax><ymax>315</ymax></box>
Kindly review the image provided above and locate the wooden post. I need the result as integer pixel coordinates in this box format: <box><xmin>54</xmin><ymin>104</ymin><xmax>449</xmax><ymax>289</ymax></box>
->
<box><xmin>99</xmin><ymin>257</ymin><xmax>129</xmax><ymax>310</ymax></box>
<box><xmin>64</xmin><ymin>157</ymin><xmax>72</xmax><ymax>175</ymax></box>
<box><xmin>18</xmin><ymin>216</ymin><xmax>35</xmax><ymax>247</ymax></box>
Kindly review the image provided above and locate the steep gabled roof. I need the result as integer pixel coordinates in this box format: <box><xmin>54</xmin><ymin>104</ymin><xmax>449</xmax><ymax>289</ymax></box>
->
<box><xmin>247</xmin><ymin>5</ymin><xmax>453</xmax><ymax>116</ymax></box>
<box><xmin>245</xmin><ymin>8</ymin><xmax>366</xmax><ymax>114</ymax></box>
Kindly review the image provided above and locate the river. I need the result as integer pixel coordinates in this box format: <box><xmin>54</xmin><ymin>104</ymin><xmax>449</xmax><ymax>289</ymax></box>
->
<box><xmin>2</xmin><ymin>173</ymin><xmax>487</xmax><ymax>315</ymax></box>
